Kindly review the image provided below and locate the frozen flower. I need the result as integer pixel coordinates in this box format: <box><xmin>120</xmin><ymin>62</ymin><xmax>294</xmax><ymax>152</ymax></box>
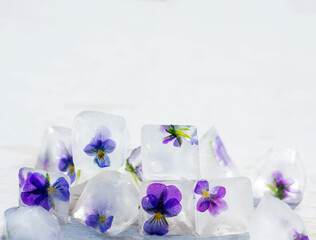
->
<box><xmin>267</xmin><ymin>171</ymin><xmax>300</xmax><ymax>200</ymax></box>
<box><xmin>21</xmin><ymin>172</ymin><xmax>69</xmax><ymax>211</ymax></box>
<box><xmin>126</xmin><ymin>147</ymin><xmax>143</xmax><ymax>184</ymax></box>
<box><xmin>83</xmin><ymin>126</ymin><xmax>116</xmax><ymax>168</ymax></box>
<box><xmin>58</xmin><ymin>142</ymin><xmax>76</xmax><ymax>184</ymax></box>
<box><xmin>194</xmin><ymin>180</ymin><xmax>228</xmax><ymax>216</ymax></box>
<box><xmin>85</xmin><ymin>209</ymin><xmax>114</xmax><ymax>233</ymax></box>
<box><xmin>161</xmin><ymin>125</ymin><xmax>191</xmax><ymax>147</ymax></box>
<box><xmin>142</xmin><ymin>183</ymin><xmax>182</xmax><ymax>235</ymax></box>
<box><xmin>210</xmin><ymin>135</ymin><xmax>231</xmax><ymax>166</ymax></box>
<box><xmin>294</xmin><ymin>230</ymin><xmax>309</xmax><ymax>240</ymax></box>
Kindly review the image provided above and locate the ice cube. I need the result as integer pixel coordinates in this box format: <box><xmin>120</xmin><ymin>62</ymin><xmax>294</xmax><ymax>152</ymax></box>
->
<box><xmin>3</xmin><ymin>206</ymin><xmax>63</xmax><ymax>240</ymax></box>
<box><xmin>139</xmin><ymin>180</ymin><xmax>195</xmax><ymax>236</ymax></box>
<box><xmin>36</xmin><ymin>126</ymin><xmax>78</xmax><ymax>185</ymax></box>
<box><xmin>199</xmin><ymin>127</ymin><xmax>240</xmax><ymax>179</ymax></box>
<box><xmin>253</xmin><ymin>147</ymin><xmax>306</xmax><ymax>208</ymax></box>
<box><xmin>72</xmin><ymin>171</ymin><xmax>138</xmax><ymax>236</ymax></box>
<box><xmin>141</xmin><ymin>125</ymin><xmax>200</xmax><ymax>180</ymax></box>
<box><xmin>18</xmin><ymin>167</ymin><xmax>70</xmax><ymax>224</ymax></box>
<box><xmin>72</xmin><ymin>111</ymin><xmax>129</xmax><ymax>184</ymax></box>
<box><xmin>125</xmin><ymin>146</ymin><xmax>143</xmax><ymax>187</ymax></box>
<box><xmin>194</xmin><ymin>177</ymin><xmax>254</xmax><ymax>237</ymax></box>
<box><xmin>249</xmin><ymin>194</ymin><xmax>309</xmax><ymax>240</ymax></box>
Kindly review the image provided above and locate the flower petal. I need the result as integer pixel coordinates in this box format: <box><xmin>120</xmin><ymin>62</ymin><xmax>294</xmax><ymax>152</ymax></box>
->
<box><xmin>85</xmin><ymin>213</ymin><xmax>99</xmax><ymax>228</ymax></box>
<box><xmin>143</xmin><ymin>216</ymin><xmax>169</xmax><ymax>236</ymax></box>
<box><xmin>94</xmin><ymin>126</ymin><xmax>111</xmax><ymax>142</ymax></box>
<box><xmin>99</xmin><ymin>216</ymin><xmax>114</xmax><ymax>233</ymax></box>
<box><xmin>142</xmin><ymin>194</ymin><xmax>159</xmax><ymax>214</ymax></box>
<box><xmin>58</xmin><ymin>157</ymin><xmax>69</xmax><ymax>172</ymax></box>
<box><xmin>196</xmin><ymin>197</ymin><xmax>210</xmax><ymax>212</ymax></box>
<box><xmin>69</xmin><ymin>170</ymin><xmax>76</xmax><ymax>184</ymax></box>
<box><xmin>211</xmin><ymin>186</ymin><xmax>226</xmax><ymax>199</ymax></box>
<box><xmin>163</xmin><ymin>185</ymin><xmax>182</xmax><ymax>203</ymax></box>
<box><xmin>94</xmin><ymin>155</ymin><xmax>111</xmax><ymax>168</ymax></box>
<box><xmin>146</xmin><ymin>183</ymin><xmax>166</xmax><ymax>201</ymax></box>
<box><xmin>194</xmin><ymin>180</ymin><xmax>209</xmax><ymax>195</ymax></box>
<box><xmin>162</xmin><ymin>198</ymin><xmax>182</xmax><ymax>217</ymax></box>
<box><xmin>19</xmin><ymin>168</ymin><xmax>25</xmax><ymax>188</ymax></box>
<box><xmin>208</xmin><ymin>198</ymin><xmax>228</xmax><ymax>216</ymax></box>
<box><xmin>162</xmin><ymin>136</ymin><xmax>175</xmax><ymax>144</ymax></box>
<box><xmin>160</xmin><ymin>125</ymin><xmax>170</xmax><ymax>133</ymax></box>
<box><xmin>52</xmin><ymin>177</ymin><xmax>70</xmax><ymax>201</ymax></box>
<box><xmin>173</xmin><ymin>138</ymin><xmax>181</xmax><ymax>147</ymax></box>
<box><xmin>102</xmin><ymin>139</ymin><xmax>116</xmax><ymax>154</ymax></box>
<box><xmin>83</xmin><ymin>143</ymin><xmax>98</xmax><ymax>156</ymax></box>
<box><xmin>213</xmin><ymin>136</ymin><xmax>231</xmax><ymax>166</ymax></box>
<box><xmin>23</xmin><ymin>173</ymin><xmax>48</xmax><ymax>192</ymax></box>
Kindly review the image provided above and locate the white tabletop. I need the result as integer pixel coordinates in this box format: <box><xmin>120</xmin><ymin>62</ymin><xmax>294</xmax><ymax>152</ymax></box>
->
<box><xmin>0</xmin><ymin>0</ymin><xmax>315</xmax><ymax>238</ymax></box>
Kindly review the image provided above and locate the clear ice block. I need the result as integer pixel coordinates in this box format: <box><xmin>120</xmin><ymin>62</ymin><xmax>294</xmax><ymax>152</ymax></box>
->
<box><xmin>3</xmin><ymin>206</ymin><xmax>63</xmax><ymax>240</ymax></box>
<box><xmin>253</xmin><ymin>147</ymin><xmax>306</xmax><ymax>208</ymax></box>
<box><xmin>72</xmin><ymin>171</ymin><xmax>138</xmax><ymax>236</ymax></box>
<box><xmin>19</xmin><ymin>167</ymin><xmax>70</xmax><ymax>224</ymax></box>
<box><xmin>249</xmin><ymin>194</ymin><xmax>309</xmax><ymax>240</ymax></box>
<box><xmin>72</xmin><ymin>111</ymin><xmax>130</xmax><ymax>184</ymax></box>
<box><xmin>139</xmin><ymin>180</ymin><xmax>195</xmax><ymax>236</ymax></box>
<box><xmin>141</xmin><ymin>125</ymin><xmax>200</xmax><ymax>180</ymax></box>
<box><xmin>199</xmin><ymin>127</ymin><xmax>240</xmax><ymax>179</ymax></box>
<box><xmin>194</xmin><ymin>177</ymin><xmax>254</xmax><ymax>237</ymax></box>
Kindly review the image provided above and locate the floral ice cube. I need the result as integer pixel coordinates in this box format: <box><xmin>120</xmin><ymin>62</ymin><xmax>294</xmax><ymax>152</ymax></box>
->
<box><xmin>194</xmin><ymin>177</ymin><xmax>254</xmax><ymax>237</ymax></box>
<box><xmin>253</xmin><ymin>147</ymin><xmax>306</xmax><ymax>208</ymax></box>
<box><xmin>72</xmin><ymin>171</ymin><xmax>138</xmax><ymax>236</ymax></box>
<box><xmin>249</xmin><ymin>194</ymin><xmax>309</xmax><ymax>240</ymax></box>
<box><xmin>72</xmin><ymin>111</ymin><xmax>130</xmax><ymax>184</ymax></box>
<box><xmin>141</xmin><ymin>125</ymin><xmax>200</xmax><ymax>180</ymax></box>
<box><xmin>19</xmin><ymin>167</ymin><xmax>70</xmax><ymax>224</ymax></box>
<box><xmin>199</xmin><ymin>127</ymin><xmax>240</xmax><ymax>178</ymax></box>
<box><xmin>3</xmin><ymin>206</ymin><xmax>63</xmax><ymax>240</ymax></box>
<box><xmin>36</xmin><ymin>126</ymin><xmax>78</xmax><ymax>185</ymax></box>
<box><xmin>139</xmin><ymin>181</ymin><xmax>195</xmax><ymax>236</ymax></box>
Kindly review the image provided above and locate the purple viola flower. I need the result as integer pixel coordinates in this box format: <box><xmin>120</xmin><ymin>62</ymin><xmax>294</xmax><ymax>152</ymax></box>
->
<box><xmin>58</xmin><ymin>141</ymin><xmax>76</xmax><ymax>184</ymax></box>
<box><xmin>194</xmin><ymin>180</ymin><xmax>228</xmax><ymax>216</ymax></box>
<box><xmin>210</xmin><ymin>136</ymin><xmax>232</xmax><ymax>166</ymax></box>
<box><xmin>142</xmin><ymin>183</ymin><xmax>182</xmax><ymax>236</ymax></box>
<box><xmin>83</xmin><ymin>126</ymin><xmax>116</xmax><ymax>168</ymax></box>
<box><xmin>161</xmin><ymin>125</ymin><xmax>191</xmax><ymax>147</ymax></box>
<box><xmin>294</xmin><ymin>230</ymin><xmax>309</xmax><ymax>240</ymax></box>
<box><xmin>267</xmin><ymin>171</ymin><xmax>300</xmax><ymax>200</ymax></box>
<box><xmin>21</xmin><ymin>172</ymin><xmax>70</xmax><ymax>211</ymax></box>
<box><xmin>85</xmin><ymin>209</ymin><xmax>114</xmax><ymax>233</ymax></box>
<box><xmin>126</xmin><ymin>147</ymin><xmax>143</xmax><ymax>184</ymax></box>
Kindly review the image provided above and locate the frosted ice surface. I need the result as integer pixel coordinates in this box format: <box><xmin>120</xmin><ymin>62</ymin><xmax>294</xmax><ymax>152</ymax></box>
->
<box><xmin>142</xmin><ymin>125</ymin><xmax>200</xmax><ymax>180</ymax></box>
<box><xmin>253</xmin><ymin>147</ymin><xmax>306</xmax><ymax>208</ymax></box>
<box><xmin>3</xmin><ymin>206</ymin><xmax>63</xmax><ymax>240</ymax></box>
<box><xmin>72</xmin><ymin>111</ymin><xmax>129</xmax><ymax>184</ymax></box>
<box><xmin>19</xmin><ymin>167</ymin><xmax>70</xmax><ymax>224</ymax></box>
<box><xmin>249</xmin><ymin>194</ymin><xmax>309</xmax><ymax>240</ymax></box>
<box><xmin>72</xmin><ymin>171</ymin><xmax>138</xmax><ymax>236</ymax></box>
<box><xmin>194</xmin><ymin>177</ymin><xmax>253</xmax><ymax>237</ymax></box>
<box><xmin>199</xmin><ymin>127</ymin><xmax>239</xmax><ymax>179</ymax></box>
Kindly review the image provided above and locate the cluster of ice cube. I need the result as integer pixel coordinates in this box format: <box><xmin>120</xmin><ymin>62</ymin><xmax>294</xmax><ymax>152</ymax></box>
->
<box><xmin>2</xmin><ymin>111</ymin><xmax>310</xmax><ymax>239</ymax></box>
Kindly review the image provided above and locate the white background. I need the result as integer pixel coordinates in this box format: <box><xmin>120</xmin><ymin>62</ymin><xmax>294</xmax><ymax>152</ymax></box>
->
<box><xmin>0</xmin><ymin>0</ymin><xmax>315</xmax><ymax>237</ymax></box>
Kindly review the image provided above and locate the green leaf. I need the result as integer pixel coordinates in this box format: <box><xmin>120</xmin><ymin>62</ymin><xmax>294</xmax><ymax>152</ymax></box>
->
<box><xmin>126</xmin><ymin>161</ymin><xmax>135</xmax><ymax>173</ymax></box>
<box><xmin>46</xmin><ymin>173</ymin><xmax>50</xmax><ymax>183</ymax></box>
<box><xmin>177</xmin><ymin>128</ymin><xmax>190</xmax><ymax>131</ymax></box>
<box><xmin>175</xmin><ymin>131</ymin><xmax>191</xmax><ymax>139</ymax></box>
<box><xmin>266</xmin><ymin>184</ymin><xmax>277</xmax><ymax>192</ymax></box>
<box><xmin>76</xmin><ymin>169</ymin><xmax>81</xmax><ymax>181</ymax></box>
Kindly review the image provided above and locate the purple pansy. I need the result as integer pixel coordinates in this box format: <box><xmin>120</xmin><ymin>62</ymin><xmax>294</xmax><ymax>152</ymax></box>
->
<box><xmin>21</xmin><ymin>172</ymin><xmax>70</xmax><ymax>211</ymax></box>
<box><xmin>126</xmin><ymin>147</ymin><xmax>143</xmax><ymax>184</ymax></box>
<box><xmin>294</xmin><ymin>230</ymin><xmax>309</xmax><ymax>240</ymax></box>
<box><xmin>210</xmin><ymin>136</ymin><xmax>231</xmax><ymax>166</ymax></box>
<box><xmin>194</xmin><ymin>180</ymin><xmax>228</xmax><ymax>216</ymax></box>
<box><xmin>58</xmin><ymin>142</ymin><xmax>76</xmax><ymax>184</ymax></box>
<box><xmin>85</xmin><ymin>209</ymin><xmax>114</xmax><ymax>233</ymax></box>
<box><xmin>141</xmin><ymin>183</ymin><xmax>182</xmax><ymax>235</ymax></box>
<box><xmin>267</xmin><ymin>171</ymin><xmax>300</xmax><ymax>200</ymax></box>
<box><xmin>161</xmin><ymin>125</ymin><xmax>192</xmax><ymax>147</ymax></box>
<box><xmin>83</xmin><ymin>126</ymin><xmax>116</xmax><ymax>168</ymax></box>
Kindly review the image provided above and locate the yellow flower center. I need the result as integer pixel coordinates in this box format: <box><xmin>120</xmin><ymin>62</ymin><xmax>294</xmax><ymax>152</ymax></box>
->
<box><xmin>97</xmin><ymin>150</ymin><xmax>105</xmax><ymax>159</ymax></box>
<box><xmin>154</xmin><ymin>212</ymin><xmax>163</xmax><ymax>221</ymax></box>
<box><xmin>99</xmin><ymin>215</ymin><xmax>106</xmax><ymax>223</ymax></box>
<box><xmin>202</xmin><ymin>189</ymin><xmax>210</xmax><ymax>198</ymax></box>
<box><xmin>48</xmin><ymin>186</ymin><xmax>57</xmax><ymax>195</ymax></box>
<box><xmin>69</xmin><ymin>165</ymin><xmax>75</xmax><ymax>175</ymax></box>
